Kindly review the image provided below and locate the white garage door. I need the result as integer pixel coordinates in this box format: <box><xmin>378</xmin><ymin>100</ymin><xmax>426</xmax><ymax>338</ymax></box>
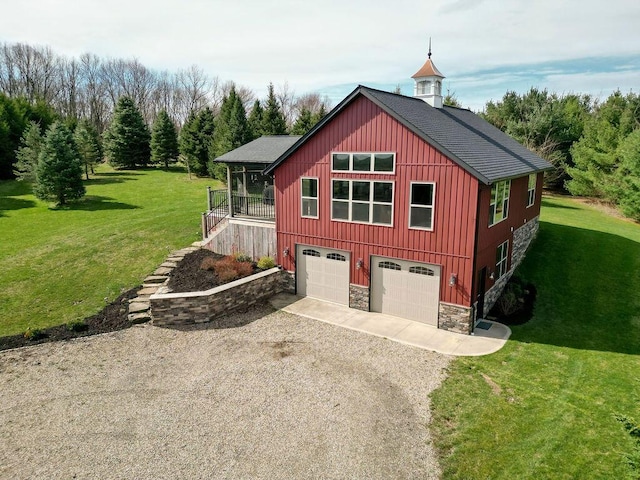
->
<box><xmin>296</xmin><ymin>245</ymin><xmax>350</xmax><ymax>306</ymax></box>
<box><xmin>371</xmin><ymin>256</ymin><xmax>440</xmax><ymax>326</ymax></box>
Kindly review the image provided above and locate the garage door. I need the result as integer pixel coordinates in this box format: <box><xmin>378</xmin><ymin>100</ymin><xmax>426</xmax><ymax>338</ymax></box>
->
<box><xmin>296</xmin><ymin>245</ymin><xmax>350</xmax><ymax>306</ymax></box>
<box><xmin>370</xmin><ymin>256</ymin><xmax>440</xmax><ymax>325</ymax></box>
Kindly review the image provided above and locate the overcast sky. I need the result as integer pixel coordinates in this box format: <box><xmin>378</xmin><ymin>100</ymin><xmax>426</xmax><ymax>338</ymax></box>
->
<box><xmin>2</xmin><ymin>0</ymin><xmax>639</xmax><ymax>111</ymax></box>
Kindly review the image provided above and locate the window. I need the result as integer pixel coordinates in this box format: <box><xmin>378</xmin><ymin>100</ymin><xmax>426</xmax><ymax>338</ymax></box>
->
<box><xmin>489</xmin><ymin>180</ymin><xmax>511</xmax><ymax>226</ymax></box>
<box><xmin>331</xmin><ymin>180</ymin><xmax>393</xmax><ymax>225</ymax></box>
<box><xmin>495</xmin><ymin>241</ymin><xmax>509</xmax><ymax>279</ymax></box>
<box><xmin>417</xmin><ymin>81</ymin><xmax>427</xmax><ymax>95</ymax></box>
<box><xmin>326</xmin><ymin>253</ymin><xmax>346</xmax><ymax>261</ymax></box>
<box><xmin>409</xmin><ymin>182</ymin><xmax>435</xmax><ymax>230</ymax></box>
<box><xmin>331</xmin><ymin>153</ymin><xmax>395</xmax><ymax>173</ymax></box>
<box><xmin>378</xmin><ymin>261</ymin><xmax>401</xmax><ymax>270</ymax></box>
<box><xmin>301</xmin><ymin>177</ymin><xmax>318</xmax><ymax>218</ymax></box>
<box><xmin>527</xmin><ymin>174</ymin><xmax>536</xmax><ymax>207</ymax></box>
<box><xmin>409</xmin><ymin>266</ymin><xmax>435</xmax><ymax>276</ymax></box>
<box><xmin>302</xmin><ymin>249</ymin><xmax>320</xmax><ymax>257</ymax></box>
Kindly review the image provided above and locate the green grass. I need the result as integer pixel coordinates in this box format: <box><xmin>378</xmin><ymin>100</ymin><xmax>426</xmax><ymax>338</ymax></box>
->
<box><xmin>431</xmin><ymin>196</ymin><xmax>640</xmax><ymax>479</ymax></box>
<box><xmin>0</xmin><ymin>165</ymin><xmax>220</xmax><ymax>337</ymax></box>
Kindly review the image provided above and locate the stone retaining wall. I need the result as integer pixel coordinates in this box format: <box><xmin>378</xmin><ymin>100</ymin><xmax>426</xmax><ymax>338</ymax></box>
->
<box><xmin>150</xmin><ymin>268</ymin><xmax>292</xmax><ymax>327</ymax></box>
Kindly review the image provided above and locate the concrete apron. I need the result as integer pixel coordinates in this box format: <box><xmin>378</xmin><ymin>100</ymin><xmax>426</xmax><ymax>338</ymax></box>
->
<box><xmin>270</xmin><ymin>294</ymin><xmax>511</xmax><ymax>357</ymax></box>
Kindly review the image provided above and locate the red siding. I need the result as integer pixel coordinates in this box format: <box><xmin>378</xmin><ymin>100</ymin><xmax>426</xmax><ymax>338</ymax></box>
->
<box><xmin>274</xmin><ymin>96</ymin><xmax>479</xmax><ymax>307</ymax></box>
<box><xmin>473</xmin><ymin>172</ymin><xmax>543</xmax><ymax>300</ymax></box>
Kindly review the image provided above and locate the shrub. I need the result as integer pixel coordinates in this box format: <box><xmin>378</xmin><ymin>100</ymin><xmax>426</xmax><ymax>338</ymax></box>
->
<box><xmin>213</xmin><ymin>255</ymin><xmax>254</xmax><ymax>283</ymax></box>
<box><xmin>24</xmin><ymin>327</ymin><xmax>45</xmax><ymax>341</ymax></box>
<box><xmin>496</xmin><ymin>280</ymin><xmax>524</xmax><ymax>317</ymax></box>
<box><xmin>233</xmin><ymin>252</ymin><xmax>253</xmax><ymax>263</ymax></box>
<box><xmin>257</xmin><ymin>256</ymin><xmax>276</xmax><ymax>270</ymax></box>
<box><xmin>67</xmin><ymin>319</ymin><xmax>88</xmax><ymax>332</ymax></box>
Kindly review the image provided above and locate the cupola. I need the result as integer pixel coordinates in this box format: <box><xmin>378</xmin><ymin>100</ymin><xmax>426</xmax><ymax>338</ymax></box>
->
<box><xmin>412</xmin><ymin>39</ymin><xmax>445</xmax><ymax>108</ymax></box>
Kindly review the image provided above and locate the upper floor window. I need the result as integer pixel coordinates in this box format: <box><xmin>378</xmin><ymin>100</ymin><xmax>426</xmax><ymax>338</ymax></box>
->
<box><xmin>332</xmin><ymin>179</ymin><xmax>393</xmax><ymax>226</ymax></box>
<box><xmin>301</xmin><ymin>177</ymin><xmax>318</xmax><ymax>218</ymax></box>
<box><xmin>409</xmin><ymin>182</ymin><xmax>435</xmax><ymax>230</ymax></box>
<box><xmin>332</xmin><ymin>153</ymin><xmax>395</xmax><ymax>174</ymax></box>
<box><xmin>527</xmin><ymin>174</ymin><xmax>536</xmax><ymax>207</ymax></box>
<box><xmin>489</xmin><ymin>180</ymin><xmax>511</xmax><ymax>226</ymax></box>
<box><xmin>495</xmin><ymin>240</ymin><xmax>509</xmax><ymax>279</ymax></box>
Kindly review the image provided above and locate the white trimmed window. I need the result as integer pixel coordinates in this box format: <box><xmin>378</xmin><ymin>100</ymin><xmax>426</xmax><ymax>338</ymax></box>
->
<box><xmin>489</xmin><ymin>180</ymin><xmax>511</xmax><ymax>226</ymax></box>
<box><xmin>495</xmin><ymin>240</ymin><xmax>509</xmax><ymax>279</ymax></box>
<box><xmin>409</xmin><ymin>182</ymin><xmax>435</xmax><ymax>230</ymax></box>
<box><xmin>527</xmin><ymin>174</ymin><xmax>536</xmax><ymax>207</ymax></box>
<box><xmin>331</xmin><ymin>153</ymin><xmax>395</xmax><ymax>173</ymax></box>
<box><xmin>331</xmin><ymin>180</ymin><xmax>393</xmax><ymax>225</ymax></box>
<box><xmin>301</xmin><ymin>177</ymin><xmax>318</xmax><ymax>218</ymax></box>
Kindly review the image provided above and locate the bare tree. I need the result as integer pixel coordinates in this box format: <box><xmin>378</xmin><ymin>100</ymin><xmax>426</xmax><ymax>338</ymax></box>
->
<box><xmin>276</xmin><ymin>81</ymin><xmax>296</xmax><ymax>127</ymax></box>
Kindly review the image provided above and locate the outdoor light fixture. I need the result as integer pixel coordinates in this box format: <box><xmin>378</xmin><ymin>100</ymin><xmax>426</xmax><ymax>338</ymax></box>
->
<box><xmin>489</xmin><ymin>271</ymin><xmax>495</xmax><ymax>280</ymax></box>
<box><xmin>449</xmin><ymin>273</ymin><xmax>457</xmax><ymax>287</ymax></box>
<box><xmin>356</xmin><ymin>258</ymin><xmax>364</xmax><ymax>270</ymax></box>
<box><xmin>283</xmin><ymin>247</ymin><xmax>290</xmax><ymax>257</ymax></box>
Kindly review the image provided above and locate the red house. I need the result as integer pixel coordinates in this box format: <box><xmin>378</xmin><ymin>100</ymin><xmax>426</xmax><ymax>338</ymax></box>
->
<box><xmin>264</xmin><ymin>53</ymin><xmax>551</xmax><ymax>334</ymax></box>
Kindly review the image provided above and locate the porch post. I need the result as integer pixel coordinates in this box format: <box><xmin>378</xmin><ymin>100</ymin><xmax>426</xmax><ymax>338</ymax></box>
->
<box><xmin>227</xmin><ymin>165</ymin><xmax>234</xmax><ymax>218</ymax></box>
<box><xmin>206</xmin><ymin>186</ymin><xmax>212</xmax><ymax>211</ymax></box>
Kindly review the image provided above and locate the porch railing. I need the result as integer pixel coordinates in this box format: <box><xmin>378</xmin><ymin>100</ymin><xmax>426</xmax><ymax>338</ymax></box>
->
<box><xmin>202</xmin><ymin>188</ymin><xmax>275</xmax><ymax>239</ymax></box>
<box><xmin>230</xmin><ymin>193</ymin><xmax>275</xmax><ymax>220</ymax></box>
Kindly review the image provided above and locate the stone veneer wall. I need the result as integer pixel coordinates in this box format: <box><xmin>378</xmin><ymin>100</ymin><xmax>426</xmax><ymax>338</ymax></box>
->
<box><xmin>482</xmin><ymin>216</ymin><xmax>540</xmax><ymax>317</ymax></box>
<box><xmin>438</xmin><ymin>303</ymin><xmax>473</xmax><ymax>335</ymax></box>
<box><xmin>349</xmin><ymin>284</ymin><xmax>369</xmax><ymax>311</ymax></box>
<box><xmin>150</xmin><ymin>268</ymin><xmax>291</xmax><ymax>327</ymax></box>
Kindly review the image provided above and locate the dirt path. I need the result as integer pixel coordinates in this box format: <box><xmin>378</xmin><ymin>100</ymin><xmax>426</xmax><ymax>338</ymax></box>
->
<box><xmin>0</xmin><ymin>306</ymin><xmax>450</xmax><ymax>479</ymax></box>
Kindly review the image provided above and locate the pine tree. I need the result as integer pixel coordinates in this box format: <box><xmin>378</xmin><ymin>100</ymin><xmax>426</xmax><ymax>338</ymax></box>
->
<box><xmin>34</xmin><ymin>122</ymin><xmax>85</xmax><ymax>206</ymax></box>
<box><xmin>74</xmin><ymin>119</ymin><xmax>102</xmax><ymax>180</ymax></box>
<box><xmin>179</xmin><ymin>108</ymin><xmax>215</xmax><ymax>177</ymax></box>
<box><xmin>248</xmin><ymin>99</ymin><xmax>264</xmax><ymax>139</ymax></box>
<box><xmin>103</xmin><ymin>96</ymin><xmax>151</xmax><ymax>169</ymax></box>
<box><xmin>614</xmin><ymin>129</ymin><xmax>640</xmax><ymax>220</ymax></box>
<box><xmin>261</xmin><ymin>83</ymin><xmax>287</xmax><ymax>135</ymax></box>
<box><xmin>151</xmin><ymin>110</ymin><xmax>179</xmax><ymax>169</ymax></box>
<box><xmin>311</xmin><ymin>104</ymin><xmax>327</xmax><ymax>125</ymax></box>
<box><xmin>291</xmin><ymin>107</ymin><xmax>314</xmax><ymax>135</ymax></box>
<box><xmin>14</xmin><ymin>121</ymin><xmax>43</xmax><ymax>182</ymax></box>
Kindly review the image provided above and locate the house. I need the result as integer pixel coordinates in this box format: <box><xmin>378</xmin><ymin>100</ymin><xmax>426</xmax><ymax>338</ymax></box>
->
<box><xmin>258</xmin><ymin>52</ymin><xmax>552</xmax><ymax>334</ymax></box>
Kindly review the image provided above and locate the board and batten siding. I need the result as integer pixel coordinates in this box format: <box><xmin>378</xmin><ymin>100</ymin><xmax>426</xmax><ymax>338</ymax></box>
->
<box><xmin>274</xmin><ymin>96</ymin><xmax>479</xmax><ymax>307</ymax></box>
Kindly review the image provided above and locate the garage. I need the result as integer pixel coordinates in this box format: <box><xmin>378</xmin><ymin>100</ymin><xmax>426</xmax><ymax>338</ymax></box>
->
<box><xmin>370</xmin><ymin>256</ymin><xmax>441</xmax><ymax>326</ymax></box>
<box><xmin>296</xmin><ymin>245</ymin><xmax>350</xmax><ymax>305</ymax></box>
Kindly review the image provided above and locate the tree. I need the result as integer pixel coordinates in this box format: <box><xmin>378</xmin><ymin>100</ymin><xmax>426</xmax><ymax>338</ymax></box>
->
<box><xmin>261</xmin><ymin>83</ymin><xmax>287</xmax><ymax>135</ymax></box>
<box><xmin>34</xmin><ymin>122</ymin><xmax>85</xmax><ymax>205</ymax></box>
<box><xmin>103</xmin><ymin>96</ymin><xmax>151</xmax><ymax>168</ymax></box>
<box><xmin>443</xmin><ymin>92</ymin><xmax>462</xmax><ymax>108</ymax></box>
<box><xmin>291</xmin><ymin>106</ymin><xmax>314</xmax><ymax>135</ymax></box>
<box><xmin>13</xmin><ymin>121</ymin><xmax>43</xmax><ymax>181</ymax></box>
<box><xmin>248</xmin><ymin>99</ymin><xmax>264</xmax><ymax>139</ymax></box>
<box><xmin>178</xmin><ymin>107</ymin><xmax>215</xmax><ymax>176</ymax></box>
<box><xmin>150</xmin><ymin>110</ymin><xmax>179</xmax><ymax>168</ymax></box>
<box><xmin>613</xmin><ymin>129</ymin><xmax>640</xmax><ymax>220</ymax></box>
<box><xmin>74</xmin><ymin>119</ymin><xmax>102</xmax><ymax>180</ymax></box>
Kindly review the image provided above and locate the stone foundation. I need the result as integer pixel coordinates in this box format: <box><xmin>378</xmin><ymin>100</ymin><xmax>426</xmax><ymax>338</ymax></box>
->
<box><xmin>349</xmin><ymin>284</ymin><xmax>369</xmax><ymax>311</ymax></box>
<box><xmin>280</xmin><ymin>270</ymin><xmax>295</xmax><ymax>294</ymax></box>
<box><xmin>150</xmin><ymin>268</ymin><xmax>290</xmax><ymax>327</ymax></box>
<box><xmin>438</xmin><ymin>303</ymin><xmax>473</xmax><ymax>335</ymax></box>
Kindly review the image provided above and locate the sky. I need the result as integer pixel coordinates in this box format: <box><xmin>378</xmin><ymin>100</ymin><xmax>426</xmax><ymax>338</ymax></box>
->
<box><xmin>2</xmin><ymin>0</ymin><xmax>640</xmax><ymax>111</ymax></box>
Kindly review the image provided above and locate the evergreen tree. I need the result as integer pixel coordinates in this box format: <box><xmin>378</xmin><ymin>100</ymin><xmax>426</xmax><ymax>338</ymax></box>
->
<box><xmin>178</xmin><ymin>108</ymin><xmax>215</xmax><ymax>177</ymax></box>
<box><xmin>291</xmin><ymin>107</ymin><xmax>314</xmax><ymax>135</ymax></box>
<box><xmin>614</xmin><ymin>129</ymin><xmax>640</xmax><ymax>220</ymax></box>
<box><xmin>34</xmin><ymin>122</ymin><xmax>85</xmax><ymax>205</ymax></box>
<box><xmin>151</xmin><ymin>110</ymin><xmax>179</xmax><ymax>169</ymax></box>
<box><xmin>14</xmin><ymin>121</ymin><xmax>43</xmax><ymax>182</ymax></box>
<box><xmin>311</xmin><ymin>104</ymin><xmax>327</xmax><ymax>125</ymax></box>
<box><xmin>74</xmin><ymin>119</ymin><xmax>102</xmax><ymax>180</ymax></box>
<box><xmin>261</xmin><ymin>83</ymin><xmax>287</xmax><ymax>135</ymax></box>
<box><xmin>103</xmin><ymin>96</ymin><xmax>150</xmax><ymax>168</ymax></box>
<box><xmin>248</xmin><ymin>99</ymin><xmax>264</xmax><ymax>139</ymax></box>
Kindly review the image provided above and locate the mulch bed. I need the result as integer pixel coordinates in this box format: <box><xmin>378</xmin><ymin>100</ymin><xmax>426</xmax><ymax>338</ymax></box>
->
<box><xmin>488</xmin><ymin>281</ymin><xmax>537</xmax><ymax>326</ymax></box>
<box><xmin>0</xmin><ymin>249</ymin><xmax>262</xmax><ymax>352</ymax></box>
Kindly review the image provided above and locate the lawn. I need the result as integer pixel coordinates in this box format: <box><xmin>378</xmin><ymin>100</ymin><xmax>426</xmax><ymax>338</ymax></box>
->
<box><xmin>0</xmin><ymin>165</ymin><xmax>220</xmax><ymax>337</ymax></box>
<box><xmin>431</xmin><ymin>195</ymin><xmax>640</xmax><ymax>479</ymax></box>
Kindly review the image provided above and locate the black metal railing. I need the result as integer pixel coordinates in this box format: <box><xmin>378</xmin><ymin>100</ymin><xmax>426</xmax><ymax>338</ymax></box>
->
<box><xmin>231</xmin><ymin>193</ymin><xmax>275</xmax><ymax>220</ymax></box>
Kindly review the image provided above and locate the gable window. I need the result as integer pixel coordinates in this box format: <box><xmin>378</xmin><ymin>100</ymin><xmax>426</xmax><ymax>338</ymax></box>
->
<box><xmin>301</xmin><ymin>177</ymin><xmax>318</xmax><ymax>218</ymax></box>
<box><xmin>331</xmin><ymin>180</ymin><xmax>393</xmax><ymax>226</ymax></box>
<box><xmin>495</xmin><ymin>240</ymin><xmax>509</xmax><ymax>279</ymax></box>
<box><xmin>489</xmin><ymin>180</ymin><xmax>511</xmax><ymax>226</ymax></box>
<box><xmin>527</xmin><ymin>174</ymin><xmax>536</xmax><ymax>207</ymax></box>
<box><xmin>331</xmin><ymin>153</ymin><xmax>395</xmax><ymax>173</ymax></box>
<box><xmin>409</xmin><ymin>182</ymin><xmax>435</xmax><ymax>230</ymax></box>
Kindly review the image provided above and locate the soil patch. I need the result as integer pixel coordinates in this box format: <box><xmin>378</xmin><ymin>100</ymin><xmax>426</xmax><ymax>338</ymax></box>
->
<box><xmin>0</xmin><ymin>287</ymin><xmax>139</xmax><ymax>352</ymax></box>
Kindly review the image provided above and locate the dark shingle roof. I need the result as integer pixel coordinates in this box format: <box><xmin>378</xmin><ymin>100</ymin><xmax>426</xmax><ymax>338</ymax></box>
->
<box><xmin>265</xmin><ymin>86</ymin><xmax>552</xmax><ymax>184</ymax></box>
<box><xmin>215</xmin><ymin>135</ymin><xmax>302</xmax><ymax>164</ymax></box>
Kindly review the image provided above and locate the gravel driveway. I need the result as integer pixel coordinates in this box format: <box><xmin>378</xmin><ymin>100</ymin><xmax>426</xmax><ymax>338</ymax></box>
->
<box><xmin>0</xmin><ymin>305</ymin><xmax>450</xmax><ymax>479</ymax></box>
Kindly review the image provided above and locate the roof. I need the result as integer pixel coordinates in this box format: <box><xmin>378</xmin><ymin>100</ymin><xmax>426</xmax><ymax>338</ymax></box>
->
<box><xmin>265</xmin><ymin>86</ymin><xmax>552</xmax><ymax>184</ymax></box>
<box><xmin>411</xmin><ymin>58</ymin><xmax>445</xmax><ymax>79</ymax></box>
<box><xmin>215</xmin><ymin>135</ymin><xmax>302</xmax><ymax>164</ymax></box>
